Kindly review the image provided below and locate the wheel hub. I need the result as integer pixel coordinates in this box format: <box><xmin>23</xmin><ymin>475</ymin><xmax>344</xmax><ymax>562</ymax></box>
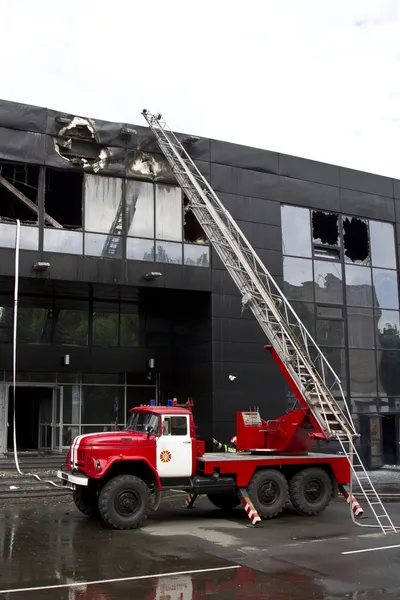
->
<box><xmin>304</xmin><ymin>479</ymin><xmax>323</xmax><ymax>503</ymax></box>
<box><xmin>115</xmin><ymin>491</ymin><xmax>139</xmax><ymax>516</ymax></box>
<box><xmin>259</xmin><ymin>481</ymin><xmax>279</xmax><ymax>505</ymax></box>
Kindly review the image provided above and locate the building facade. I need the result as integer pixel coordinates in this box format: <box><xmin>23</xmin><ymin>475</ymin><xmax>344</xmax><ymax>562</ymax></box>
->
<box><xmin>0</xmin><ymin>99</ymin><xmax>399</xmax><ymax>468</ymax></box>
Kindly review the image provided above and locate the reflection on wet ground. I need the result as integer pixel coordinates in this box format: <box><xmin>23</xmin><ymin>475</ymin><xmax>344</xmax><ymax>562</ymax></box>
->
<box><xmin>0</xmin><ymin>496</ymin><xmax>400</xmax><ymax>599</ymax></box>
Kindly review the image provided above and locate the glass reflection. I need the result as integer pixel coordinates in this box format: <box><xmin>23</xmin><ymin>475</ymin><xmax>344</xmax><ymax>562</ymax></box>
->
<box><xmin>84</xmin><ymin>175</ymin><xmax>123</xmax><ymax>234</ymax></box>
<box><xmin>0</xmin><ymin>222</ymin><xmax>39</xmax><ymax>250</ymax></box>
<box><xmin>290</xmin><ymin>301</ymin><xmax>315</xmax><ymax>339</ymax></box>
<box><xmin>127</xmin><ymin>238</ymin><xmax>154</xmax><ymax>262</ymax></box>
<box><xmin>92</xmin><ymin>303</ymin><xmax>119</xmax><ymax>347</ymax></box>
<box><xmin>281</xmin><ymin>205</ymin><xmax>311</xmax><ymax>257</ymax></box>
<box><xmin>85</xmin><ymin>233</ymin><xmax>122</xmax><ymax>259</ymax></box>
<box><xmin>156</xmin><ymin>242</ymin><xmax>182</xmax><ymax>264</ymax></box>
<box><xmin>126</xmin><ymin>180</ymin><xmax>154</xmax><ymax>238</ymax></box>
<box><xmin>283</xmin><ymin>257</ymin><xmax>313</xmax><ymax>302</ymax></box>
<box><xmin>373</xmin><ymin>268</ymin><xmax>399</xmax><ymax>310</ymax></box>
<box><xmin>155</xmin><ymin>185</ymin><xmax>182</xmax><ymax>242</ymax></box>
<box><xmin>321</xmin><ymin>347</ymin><xmax>347</xmax><ymax>392</ymax></box>
<box><xmin>54</xmin><ymin>309</ymin><xmax>88</xmax><ymax>345</ymax></box>
<box><xmin>377</xmin><ymin>350</ymin><xmax>400</xmax><ymax>397</ymax></box>
<box><xmin>375</xmin><ymin>310</ymin><xmax>400</xmax><ymax>350</ymax></box>
<box><xmin>316</xmin><ymin>307</ymin><xmax>344</xmax><ymax>347</ymax></box>
<box><xmin>345</xmin><ymin>264</ymin><xmax>373</xmax><ymax>307</ymax></box>
<box><xmin>314</xmin><ymin>260</ymin><xmax>343</xmax><ymax>304</ymax></box>
<box><xmin>184</xmin><ymin>244</ymin><xmax>210</xmax><ymax>267</ymax></box>
<box><xmin>44</xmin><ymin>229</ymin><xmax>83</xmax><ymax>255</ymax></box>
<box><xmin>370</xmin><ymin>221</ymin><xmax>396</xmax><ymax>269</ymax></box>
<box><xmin>347</xmin><ymin>307</ymin><xmax>374</xmax><ymax>348</ymax></box>
<box><xmin>349</xmin><ymin>349</ymin><xmax>377</xmax><ymax>395</ymax></box>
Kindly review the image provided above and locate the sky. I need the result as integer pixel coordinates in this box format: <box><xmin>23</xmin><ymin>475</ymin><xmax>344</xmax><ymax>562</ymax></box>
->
<box><xmin>1</xmin><ymin>0</ymin><xmax>399</xmax><ymax>178</ymax></box>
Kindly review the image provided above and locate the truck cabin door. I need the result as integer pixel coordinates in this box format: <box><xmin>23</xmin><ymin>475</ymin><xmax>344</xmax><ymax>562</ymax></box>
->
<box><xmin>156</xmin><ymin>415</ymin><xmax>192</xmax><ymax>478</ymax></box>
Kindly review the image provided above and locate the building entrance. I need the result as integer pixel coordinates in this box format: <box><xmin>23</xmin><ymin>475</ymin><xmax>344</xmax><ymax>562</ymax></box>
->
<box><xmin>7</xmin><ymin>386</ymin><xmax>61</xmax><ymax>452</ymax></box>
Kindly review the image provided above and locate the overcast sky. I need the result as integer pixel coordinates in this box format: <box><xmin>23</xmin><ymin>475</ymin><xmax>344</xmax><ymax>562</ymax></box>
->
<box><xmin>1</xmin><ymin>0</ymin><xmax>399</xmax><ymax>178</ymax></box>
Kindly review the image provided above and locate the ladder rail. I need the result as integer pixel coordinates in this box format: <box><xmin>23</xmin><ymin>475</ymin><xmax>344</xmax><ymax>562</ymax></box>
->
<box><xmin>142</xmin><ymin>110</ymin><xmax>355</xmax><ymax>439</ymax></box>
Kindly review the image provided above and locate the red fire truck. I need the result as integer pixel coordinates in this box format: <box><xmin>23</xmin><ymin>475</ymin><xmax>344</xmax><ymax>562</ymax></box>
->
<box><xmin>57</xmin><ymin>110</ymin><xmax>394</xmax><ymax>533</ymax></box>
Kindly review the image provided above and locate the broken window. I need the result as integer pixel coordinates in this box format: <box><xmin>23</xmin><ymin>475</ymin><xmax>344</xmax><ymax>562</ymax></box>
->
<box><xmin>45</xmin><ymin>168</ymin><xmax>83</xmax><ymax>229</ymax></box>
<box><xmin>312</xmin><ymin>211</ymin><xmax>340</xmax><ymax>259</ymax></box>
<box><xmin>183</xmin><ymin>196</ymin><xmax>208</xmax><ymax>244</ymax></box>
<box><xmin>342</xmin><ymin>216</ymin><xmax>370</xmax><ymax>265</ymax></box>
<box><xmin>155</xmin><ymin>185</ymin><xmax>182</xmax><ymax>242</ymax></box>
<box><xmin>0</xmin><ymin>162</ymin><xmax>40</xmax><ymax>224</ymax></box>
<box><xmin>126</xmin><ymin>180</ymin><xmax>154</xmax><ymax>239</ymax></box>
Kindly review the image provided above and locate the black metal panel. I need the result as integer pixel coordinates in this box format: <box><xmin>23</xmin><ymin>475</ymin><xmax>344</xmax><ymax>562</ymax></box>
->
<box><xmin>218</xmin><ymin>192</ymin><xmax>281</xmax><ymax>226</ymax></box>
<box><xmin>280</xmin><ymin>176</ymin><xmax>340</xmax><ymax>210</ymax></box>
<box><xmin>236</xmin><ymin>221</ymin><xmax>282</xmax><ymax>251</ymax></box>
<box><xmin>394</xmin><ymin>179</ymin><xmax>400</xmax><ymax>200</ymax></box>
<box><xmin>163</xmin><ymin>264</ymin><xmax>211</xmax><ymax>291</ymax></box>
<box><xmin>279</xmin><ymin>153</ymin><xmax>340</xmax><ymax>187</ymax></box>
<box><xmin>211</xmin><ymin>163</ymin><xmax>280</xmax><ymax>200</ymax></box>
<box><xmin>0</xmin><ymin>99</ymin><xmax>48</xmax><ymax>134</ymax></box>
<box><xmin>0</xmin><ymin>127</ymin><xmax>46</xmax><ymax>164</ymax></box>
<box><xmin>340</xmin><ymin>167</ymin><xmax>394</xmax><ymax>198</ymax></box>
<box><xmin>194</xmin><ymin>159</ymin><xmax>211</xmax><ymax>182</ymax></box>
<box><xmin>210</xmin><ymin>139</ymin><xmax>278</xmax><ymax>174</ymax></box>
<box><xmin>0</xmin><ymin>249</ymin><xmax>41</xmax><ymax>279</ymax></box>
<box><xmin>213</xmin><ymin>360</ymin><xmax>282</xmax><ymax>395</ymax></box>
<box><xmin>212</xmin><ymin>317</ymin><xmax>265</xmax><ymax>344</ymax></box>
<box><xmin>211</xmin><ymin>246</ymin><xmax>283</xmax><ymax>276</ymax></box>
<box><xmin>212</xmin><ymin>341</ymin><xmax>267</xmax><ymax>363</ymax></box>
<box><xmin>211</xmin><ymin>270</ymin><xmax>241</xmax><ymax>296</ymax></box>
<box><xmin>395</xmin><ymin>200</ymin><xmax>400</xmax><ymax>223</ymax></box>
<box><xmin>340</xmin><ymin>189</ymin><xmax>395</xmax><ymax>221</ymax></box>
<box><xmin>212</xmin><ymin>293</ymin><xmax>251</xmax><ymax>320</ymax></box>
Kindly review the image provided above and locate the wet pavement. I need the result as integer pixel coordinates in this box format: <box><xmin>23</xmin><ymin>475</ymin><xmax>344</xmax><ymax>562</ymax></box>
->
<box><xmin>1</xmin><ymin>493</ymin><xmax>400</xmax><ymax>599</ymax></box>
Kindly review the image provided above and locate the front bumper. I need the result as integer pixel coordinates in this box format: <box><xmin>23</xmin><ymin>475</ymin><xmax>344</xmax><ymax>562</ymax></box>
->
<box><xmin>57</xmin><ymin>470</ymin><xmax>89</xmax><ymax>487</ymax></box>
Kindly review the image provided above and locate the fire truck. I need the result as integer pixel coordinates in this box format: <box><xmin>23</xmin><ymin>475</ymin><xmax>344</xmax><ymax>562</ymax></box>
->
<box><xmin>57</xmin><ymin>111</ymin><xmax>395</xmax><ymax>534</ymax></box>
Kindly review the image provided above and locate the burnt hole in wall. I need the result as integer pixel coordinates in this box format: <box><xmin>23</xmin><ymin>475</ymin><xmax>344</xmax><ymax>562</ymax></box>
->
<box><xmin>45</xmin><ymin>168</ymin><xmax>83</xmax><ymax>229</ymax></box>
<box><xmin>0</xmin><ymin>162</ymin><xmax>39</xmax><ymax>224</ymax></box>
<box><xmin>183</xmin><ymin>196</ymin><xmax>208</xmax><ymax>244</ymax></box>
<box><xmin>343</xmin><ymin>216</ymin><xmax>370</xmax><ymax>264</ymax></box>
<box><xmin>54</xmin><ymin>116</ymin><xmax>110</xmax><ymax>170</ymax></box>
<box><xmin>312</xmin><ymin>211</ymin><xmax>340</xmax><ymax>259</ymax></box>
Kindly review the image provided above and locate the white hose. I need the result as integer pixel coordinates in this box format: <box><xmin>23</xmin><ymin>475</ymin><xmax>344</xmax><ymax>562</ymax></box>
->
<box><xmin>12</xmin><ymin>220</ymin><xmax>67</xmax><ymax>489</ymax></box>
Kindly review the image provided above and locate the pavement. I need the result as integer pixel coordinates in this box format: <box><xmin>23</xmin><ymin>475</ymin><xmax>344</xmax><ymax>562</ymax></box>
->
<box><xmin>1</xmin><ymin>490</ymin><xmax>400</xmax><ymax>599</ymax></box>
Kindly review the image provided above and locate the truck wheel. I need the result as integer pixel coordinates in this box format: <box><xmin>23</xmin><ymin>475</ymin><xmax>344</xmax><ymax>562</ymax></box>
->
<box><xmin>73</xmin><ymin>487</ymin><xmax>99</xmax><ymax>519</ymax></box>
<box><xmin>247</xmin><ymin>469</ymin><xmax>288</xmax><ymax>519</ymax></box>
<box><xmin>207</xmin><ymin>492</ymin><xmax>241</xmax><ymax>511</ymax></box>
<box><xmin>289</xmin><ymin>468</ymin><xmax>332</xmax><ymax>516</ymax></box>
<box><xmin>98</xmin><ymin>475</ymin><xmax>149</xmax><ymax>530</ymax></box>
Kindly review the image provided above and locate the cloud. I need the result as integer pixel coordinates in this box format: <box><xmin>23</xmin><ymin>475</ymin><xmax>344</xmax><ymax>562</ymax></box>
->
<box><xmin>0</xmin><ymin>0</ymin><xmax>399</xmax><ymax>178</ymax></box>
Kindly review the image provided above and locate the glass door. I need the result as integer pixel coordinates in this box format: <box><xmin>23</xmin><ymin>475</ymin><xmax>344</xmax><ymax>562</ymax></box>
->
<box><xmin>52</xmin><ymin>387</ymin><xmax>63</xmax><ymax>452</ymax></box>
<box><xmin>38</xmin><ymin>390</ymin><xmax>53</xmax><ymax>450</ymax></box>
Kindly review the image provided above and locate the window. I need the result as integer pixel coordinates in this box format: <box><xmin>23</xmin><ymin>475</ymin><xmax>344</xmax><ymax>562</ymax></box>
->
<box><xmin>44</xmin><ymin>229</ymin><xmax>83</xmax><ymax>255</ymax></box>
<box><xmin>342</xmin><ymin>216</ymin><xmax>370</xmax><ymax>265</ymax></box>
<box><xmin>81</xmin><ymin>386</ymin><xmax>124</xmax><ymax>425</ymax></box>
<box><xmin>314</xmin><ymin>261</ymin><xmax>343</xmax><ymax>304</ymax></box>
<box><xmin>349</xmin><ymin>349</ymin><xmax>377</xmax><ymax>396</ymax></box>
<box><xmin>127</xmin><ymin>238</ymin><xmax>155</xmax><ymax>261</ymax></box>
<box><xmin>312</xmin><ymin>211</ymin><xmax>340</xmax><ymax>259</ymax></box>
<box><xmin>54</xmin><ymin>301</ymin><xmax>89</xmax><ymax>345</ymax></box>
<box><xmin>0</xmin><ymin>162</ymin><xmax>40</xmax><ymax>225</ymax></box>
<box><xmin>84</xmin><ymin>174</ymin><xmax>123</xmax><ymax>235</ymax></box>
<box><xmin>126</xmin><ymin>180</ymin><xmax>154</xmax><ymax>238</ymax></box>
<box><xmin>281</xmin><ymin>205</ymin><xmax>311</xmax><ymax>257</ymax></box>
<box><xmin>0</xmin><ymin>222</ymin><xmax>39</xmax><ymax>250</ymax></box>
<box><xmin>156</xmin><ymin>241</ymin><xmax>182</xmax><ymax>265</ymax></box>
<box><xmin>373</xmin><ymin>269</ymin><xmax>399</xmax><ymax>310</ymax></box>
<box><xmin>162</xmin><ymin>416</ymin><xmax>188</xmax><ymax>436</ymax></box>
<box><xmin>120</xmin><ymin>304</ymin><xmax>139</xmax><ymax>347</ymax></box>
<box><xmin>183</xmin><ymin>196</ymin><xmax>208</xmax><ymax>244</ymax></box>
<box><xmin>126</xmin><ymin>412</ymin><xmax>160</xmax><ymax>434</ymax></box>
<box><xmin>345</xmin><ymin>264</ymin><xmax>373</xmax><ymax>307</ymax></box>
<box><xmin>376</xmin><ymin>310</ymin><xmax>400</xmax><ymax>350</ymax></box>
<box><xmin>283</xmin><ymin>257</ymin><xmax>313</xmax><ymax>302</ymax></box>
<box><xmin>184</xmin><ymin>244</ymin><xmax>210</xmax><ymax>268</ymax></box>
<box><xmin>316</xmin><ymin>306</ymin><xmax>344</xmax><ymax>347</ymax></box>
<box><xmin>347</xmin><ymin>307</ymin><xmax>374</xmax><ymax>348</ymax></box>
<box><xmin>92</xmin><ymin>302</ymin><xmax>119</xmax><ymax>346</ymax></box>
<box><xmin>155</xmin><ymin>185</ymin><xmax>182</xmax><ymax>242</ymax></box>
<box><xmin>369</xmin><ymin>221</ymin><xmax>396</xmax><ymax>269</ymax></box>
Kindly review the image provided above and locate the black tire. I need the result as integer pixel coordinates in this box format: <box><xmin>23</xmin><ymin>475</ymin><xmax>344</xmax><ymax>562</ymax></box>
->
<box><xmin>98</xmin><ymin>475</ymin><xmax>149</xmax><ymax>530</ymax></box>
<box><xmin>247</xmin><ymin>469</ymin><xmax>288</xmax><ymax>519</ymax></box>
<box><xmin>207</xmin><ymin>492</ymin><xmax>241</xmax><ymax>511</ymax></box>
<box><xmin>289</xmin><ymin>468</ymin><xmax>332</xmax><ymax>516</ymax></box>
<box><xmin>73</xmin><ymin>487</ymin><xmax>99</xmax><ymax>519</ymax></box>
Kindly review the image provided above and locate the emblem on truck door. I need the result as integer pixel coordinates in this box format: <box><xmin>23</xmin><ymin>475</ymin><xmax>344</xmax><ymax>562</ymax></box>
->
<box><xmin>160</xmin><ymin>450</ymin><xmax>172</xmax><ymax>463</ymax></box>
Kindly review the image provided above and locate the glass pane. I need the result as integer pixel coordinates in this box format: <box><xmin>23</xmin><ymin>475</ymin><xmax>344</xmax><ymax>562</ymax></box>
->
<box><xmin>342</xmin><ymin>216</ymin><xmax>370</xmax><ymax>265</ymax></box>
<box><xmin>63</xmin><ymin>425</ymin><xmax>79</xmax><ymax>446</ymax></box>
<box><xmin>377</xmin><ymin>349</ymin><xmax>400</xmax><ymax>396</ymax></box>
<box><xmin>281</xmin><ymin>205</ymin><xmax>311</xmax><ymax>257</ymax></box>
<box><xmin>120</xmin><ymin>304</ymin><xmax>139</xmax><ymax>347</ymax></box>
<box><xmin>92</xmin><ymin>302</ymin><xmax>119</xmax><ymax>347</ymax></box>
<box><xmin>317</xmin><ymin>309</ymin><xmax>344</xmax><ymax>346</ymax></box>
<box><xmin>314</xmin><ymin>260</ymin><xmax>343</xmax><ymax>304</ymax></box>
<box><xmin>44</xmin><ymin>228</ymin><xmax>83</xmax><ymax>255</ymax></box>
<box><xmin>0</xmin><ymin>223</ymin><xmax>39</xmax><ymax>251</ymax></box>
<box><xmin>283</xmin><ymin>257</ymin><xmax>313</xmax><ymax>302</ymax></box>
<box><xmin>81</xmin><ymin>386</ymin><xmax>124</xmax><ymax>425</ymax></box>
<box><xmin>184</xmin><ymin>244</ymin><xmax>210</xmax><ymax>268</ymax></box>
<box><xmin>347</xmin><ymin>307</ymin><xmax>374</xmax><ymax>348</ymax></box>
<box><xmin>156</xmin><ymin>241</ymin><xmax>182</xmax><ymax>265</ymax></box>
<box><xmin>349</xmin><ymin>349</ymin><xmax>377</xmax><ymax>396</ymax></box>
<box><xmin>290</xmin><ymin>301</ymin><xmax>315</xmax><ymax>339</ymax></box>
<box><xmin>321</xmin><ymin>347</ymin><xmax>347</xmax><ymax>393</ymax></box>
<box><xmin>84</xmin><ymin>174</ymin><xmax>123</xmax><ymax>234</ymax></box>
<box><xmin>126</xmin><ymin>180</ymin><xmax>154</xmax><ymax>238</ymax></box>
<box><xmin>127</xmin><ymin>238</ymin><xmax>154</xmax><ymax>262</ymax></box>
<box><xmin>54</xmin><ymin>308</ymin><xmax>89</xmax><ymax>345</ymax></box>
<box><xmin>155</xmin><ymin>185</ymin><xmax>182</xmax><ymax>241</ymax></box>
<box><xmin>62</xmin><ymin>386</ymin><xmax>81</xmax><ymax>424</ymax></box>
<box><xmin>85</xmin><ymin>232</ymin><xmax>122</xmax><ymax>259</ymax></box>
<box><xmin>345</xmin><ymin>264</ymin><xmax>373</xmax><ymax>307</ymax></box>
<box><xmin>375</xmin><ymin>310</ymin><xmax>400</xmax><ymax>350</ymax></box>
<box><xmin>373</xmin><ymin>268</ymin><xmax>399</xmax><ymax>310</ymax></box>
<box><xmin>370</xmin><ymin>221</ymin><xmax>396</xmax><ymax>269</ymax></box>
<box><xmin>18</xmin><ymin>308</ymin><xmax>50</xmax><ymax>343</ymax></box>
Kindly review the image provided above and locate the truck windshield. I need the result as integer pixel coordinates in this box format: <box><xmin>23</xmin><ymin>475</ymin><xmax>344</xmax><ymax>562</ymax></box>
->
<box><xmin>125</xmin><ymin>412</ymin><xmax>160</xmax><ymax>434</ymax></box>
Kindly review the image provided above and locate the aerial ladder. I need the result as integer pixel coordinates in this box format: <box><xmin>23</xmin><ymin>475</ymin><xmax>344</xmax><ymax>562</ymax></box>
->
<box><xmin>142</xmin><ymin>110</ymin><xmax>396</xmax><ymax>534</ymax></box>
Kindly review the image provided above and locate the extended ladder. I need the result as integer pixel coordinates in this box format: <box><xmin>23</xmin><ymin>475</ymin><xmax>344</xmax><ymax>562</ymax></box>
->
<box><xmin>142</xmin><ymin>110</ymin><xmax>396</xmax><ymax>534</ymax></box>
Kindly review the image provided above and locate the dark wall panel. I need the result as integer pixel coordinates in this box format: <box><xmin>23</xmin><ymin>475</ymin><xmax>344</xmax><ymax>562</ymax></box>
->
<box><xmin>279</xmin><ymin>154</ymin><xmax>340</xmax><ymax>187</ymax></box>
<box><xmin>394</xmin><ymin>180</ymin><xmax>400</xmax><ymax>200</ymax></box>
<box><xmin>218</xmin><ymin>193</ymin><xmax>281</xmax><ymax>226</ymax></box>
<box><xmin>0</xmin><ymin>100</ymin><xmax>47</xmax><ymax>134</ymax></box>
<box><xmin>0</xmin><ymin>127</ymin><xmax>46</xmax><ymax>164</ymax></box>
<box><xmin>211</xmin><ymin>247</ymin><xmax>282</xmax><ymax>277</ymax></box>
<box><xmin>212</xmin><ymin>317</ymin><xmax>265</xmax><ymax>345</ymax></box>
<box><xmin>280</xmin><ymin>176</ymin><xmax>340</xmax><ymax>211</ymax></box>
<box><xmin>210</xmin><ymin>139</ymin><xmax>278</xmax><ymax>174</ymax></box>
<box><xmin>210</xmin><ymin>163</ymin><xmax>280</xmax><ymax>200</ymax></box>
<box><xmin>340</xmin><ymin>189</ymin><xmax>395</xmax><ymax>221</ymax></box>
<box><xmin>340</xmin><ymin>167</ymin><xmax>394</xmax><ymax>198</ymax></box>
<box><xmin>236</xmin><ymin>221</ymin><xmax>282</xmax><ymax>251</ymax></box>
